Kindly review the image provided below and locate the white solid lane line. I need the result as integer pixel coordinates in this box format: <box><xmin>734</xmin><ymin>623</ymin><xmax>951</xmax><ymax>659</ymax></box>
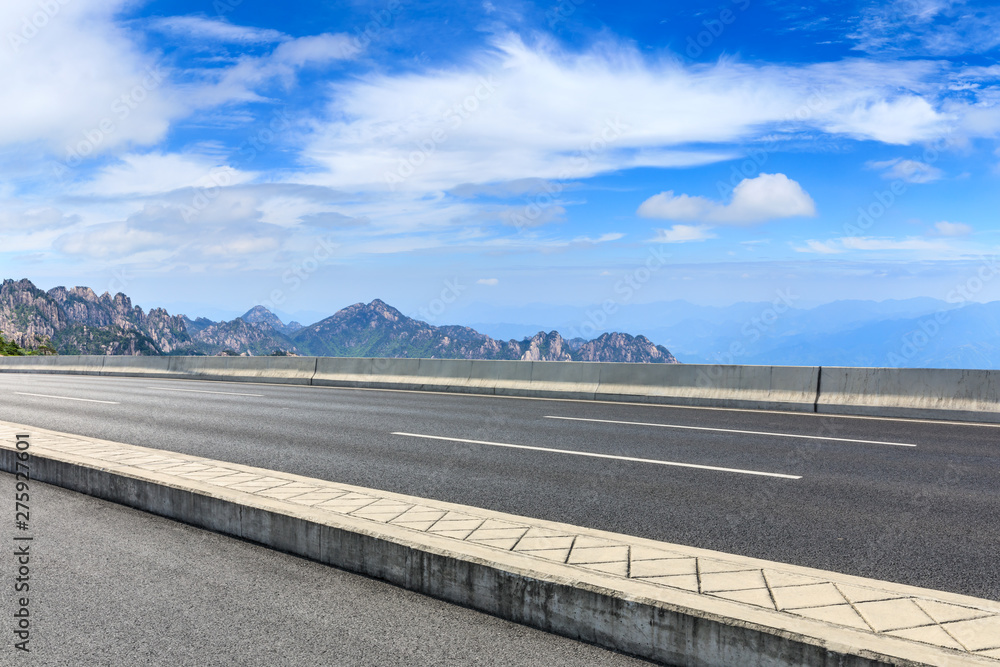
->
<box><xmin>391</xmin><ymin>432</ymin><xmax>801</xmax><ymax>479</ymax></box>
<box><xmin>146</xmin><ymin>387</ymin><xmax>263</xmax><ymax>397</ymax></box>
<box><xmin>543</xmin><ymin>415</ymin><xmax>917</xmax><ymax>448</ymax></box>
<box><xmin>14</xmin><ymin>392</ymin><xmax>119</xmax><ymax>405</ymax></box>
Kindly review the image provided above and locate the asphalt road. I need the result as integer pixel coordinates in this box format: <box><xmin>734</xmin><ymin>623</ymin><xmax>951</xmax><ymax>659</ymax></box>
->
<box><xmin>1</xmin><ymin>372</ymin><xmax>998</xmax><ymax>602</ymax></box>
<box><xmin>0</xmin><ymin>475</ymin><xmax>650</xmax><ymax>666</ymax></box>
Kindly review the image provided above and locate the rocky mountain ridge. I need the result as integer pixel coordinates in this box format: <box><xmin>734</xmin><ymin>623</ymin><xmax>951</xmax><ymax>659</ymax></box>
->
<box><xmin>0</xmin><ymin>279</ymin><xmax>679</xmax><ymax>363</ymax></box>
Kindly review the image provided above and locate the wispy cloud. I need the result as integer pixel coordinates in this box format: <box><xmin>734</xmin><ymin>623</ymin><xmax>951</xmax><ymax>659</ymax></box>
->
<box><xmin>794</xmin><ymin>235</ymin><xmax>954</xmax><ymax>254</ymax></box>
<box><xmin>867</xmin><ymin>158</ymin><xmax>943</xmax><ymax>184</ymax></box>
<box><xmin>933</xmin><ymin>221</ymin><xmax>972</xmax><ymax>236</ymax></box>
<box><xmin>849</xmin><ymin>0</ymin><xmax>1000</xmax><ymax>56</ymax></box>
<box><xmin>147</xmin><ymin>16</ymin><xmax>287</xmax><ymax>44</ymax></box>
<box><xmin>647</xmin><ymin>224</ymin><xmax>717</xmax><ymax>244</ymax></box>
<box><xmin>793</xmin><ymin>239</ymin><xmax>843</xmax><ymax>254</ymax></box>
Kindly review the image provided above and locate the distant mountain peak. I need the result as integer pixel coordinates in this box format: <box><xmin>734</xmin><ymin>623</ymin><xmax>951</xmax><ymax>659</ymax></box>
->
<box><xmin>239</xmin><ymin>305</ymin><xmax>303</xmax><ymax>336</ymax></box>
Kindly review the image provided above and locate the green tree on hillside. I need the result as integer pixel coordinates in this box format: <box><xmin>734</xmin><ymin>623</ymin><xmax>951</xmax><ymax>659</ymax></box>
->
<box><xmin>0</xmin><ymin>333</ymin><xmax>26</xmax><ymax>356</ymax></box>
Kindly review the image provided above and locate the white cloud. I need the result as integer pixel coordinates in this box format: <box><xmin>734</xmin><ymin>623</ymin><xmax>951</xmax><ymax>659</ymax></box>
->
<box><xmin>572</xmin><ymin>233</ymin><xmax>625</xmax><ymax>244</ymax></box>
<box><xmin>867</xmin><ymin>158</ymin><xmax>943</xmax><ymax>183</ymax></box>
<box><xmin>793</xmin><ymin>240</ymin><xmax>843</xmax><ymax>254</ymax></box>
<box><xmin>477</xmin><ymin>278</ymin><xmax>499</xmax><ymax>285</ymax></box>
<box><xmin>795</xmin><ymin>236</ymin><xmax>952</xmax><ymax>253</ymax></box>
<box><xmin>934</xmin><ymin>221</ymin><xmax>972</xmax><ymax>236</ymax></box>
<box><xmin>819</xmin><ymin>96</ymin><xmax>948</xmax><ymax>145</ymax></box>
<box><xmin>637</xmin><ymin>174</ymin><xmax>816</xmax><ymax>224</ymax></box>
<box><xmin>840</xmin><ymin>236</ymin><xmax>947</xmax><ymax>251</ymax></box>
<box><xmin>148</xmin><ymin>16</ymin><xmax>287</xmax><ymax>44</ymax></box>
<box><xmin>271</xmin><ymin>34</ymin><xmax>361</xmax><ymax>66</ymax></box>
<box><xmin>0</xmin><ymin>3</ymin><xmax>360</xmax><ymax>163</ymax></box>
<box><xmin>77</xmin><ymin>153</ymin><xmax>256</xmax><ymax>197</ymax></box>
<box><xmin>0</xmin><ymin>207</ymin><xmax>79</xmax><ymax>232</ymax></box>
<box><xmin>298</xmin><ymin>35</ymin><xmax>961</xmax><ymax>193</ymax></box>
<box><xmin>0</xmin><ymin>1</ymin><xmax>180</xmax><ymax>154</ymax></box>
<box><xmin>647</xmin><ymin>224</ymin><xmax>717</xmax><ymax>244</ymax></box>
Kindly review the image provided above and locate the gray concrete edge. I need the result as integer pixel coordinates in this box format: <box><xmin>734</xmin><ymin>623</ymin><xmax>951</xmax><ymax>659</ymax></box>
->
<box><xmin>0</xmin><ymin>448</ymin><xmax>929</xmax><ymax>667</ymax></box>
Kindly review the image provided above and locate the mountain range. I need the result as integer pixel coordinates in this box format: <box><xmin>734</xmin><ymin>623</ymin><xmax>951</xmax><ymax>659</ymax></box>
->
<box><xmin>0</xmin><ymin>279</ymin><xmax>678</xmax><ymax>363</ymax></box>
<box><xmin>453</xmin><ymin>297</ymin><xmax>1000</xmax><ymax>369</ymax></box>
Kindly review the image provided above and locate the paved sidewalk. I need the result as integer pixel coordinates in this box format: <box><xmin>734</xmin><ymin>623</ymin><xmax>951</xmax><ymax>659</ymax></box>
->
<box><xmin>2</xmin><ymin>420</ymin><xmax>999</xmax><ymax>665</ymax></box>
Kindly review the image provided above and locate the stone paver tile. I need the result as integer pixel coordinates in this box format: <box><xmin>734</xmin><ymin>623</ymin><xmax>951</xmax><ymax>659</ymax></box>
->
<box><xmin>793</xmin><ymin>604</ymin><xmax>872</xmax><ymax>631</ymax></box>
<box><xmin>466</xmin><ymin>528</ymin><xmax>528</xmax><ymax>543</ymax></box>
<box><xmin>699</xmin><ymin>569</ymin><xmax>767</xmax><ymax>593</ymax></box>
<box><xmin>466</xmin><ymin>537</ymin><xmax>522</xmax><ymax>551</ymax></box>
<box><xmin>257</xmin><ymin>484</ymin><xmax>321</xmax><ymax>499</ymax></box>
<box><xmin>572</xmin><ymin>535</ymin><xmax>621</xmax><ymax>549</ymax></box>
<box><xmin>100</xmin><ymin>451</ymin><xmax>156</xmax><ymax>460</ymax></box>
<box><xmin>106</xmin><ymin>456</ymin><xmax>170</xmax><ymax>467</ymax></box>
<box><xmin>135</xmin><ymin>460</ymin><xmax>203</xmax><ymax>471</ymax></box>
<box><xmin>113</xmin><ymin>455</ymin><xmax>172</xmax><ymax>465</ymax></box>
<box><xmin>709</xmin><ymin>588</ymin><xmax>776</xmax><ymax>610</ymax></box>
<box><xmin>855</xmin><ymin>599</ymin><xmax>936</xmax><ymax>633</ymax></box>
<box><xmin>352</xmin><ymin>503</ymin><xmax>414</xmax><ymax>523</ymax></box>
<box><xmin>318</xmin><ymin>499</ymin><xmax>379</xmax><ymax>514</ymax></box>
<box><xmin>228</xmin><ymin>478</ymin><xmax>291</xmax><ymax>493</ymax></box>
<box><xmin>100</xmin><ymin>453</ymin><xmax>161</xmax><ymax>463</ymax></box>
<box><xmin>477</xmin><ymin>519</ymin><xmax>527</xmax><ymax>532</ymax></box>
<box><xmin>351</xmin><ymin>500</ymin><xmax>412</xmax><ymax>511</ymax></box>
<box><xmin>432</xmin><ymin>529</ymin><xmax>480</xmax><ymax>540</ymax></box>
<box><xmin>354</xmin><ymin>512</ymin><xmax>411</xmax><ymax>524</ymax></box>
<box><xmin>153</xmin><ymin>462</ymin><xmax>212</xmax><ymax>473</ymax></box>
<box><xmin>630</xmin><ymin>557</ymin><xmax>697</xmax><ymax>579</ymax></box>
<box><xmin>435</xmin><ymin>511</ymin><xmax>480</xmax><ymax>524</ymax></box>
<box><xmin>914</xmin><ymin>599</ymin><xmax>993</xmax><ymax>624</ymax></box>
<box><xmin>519</xmin><ymin>526</ymin><xmax>574</xmax><ymax>540</ymax></box>
<box><xmin>566</xmin><ymin>546</ymin><xmax>630</xmax><ymax>565</ymax></box>
<box><xmin>178</xmin><ymin>467</ymin><xmax>242</xmax><ymax>481</ymax></box>
<box><xmin>943</xmin><ymin>616</ymin><xmax>1000</xmax><ymax>652</ymax></box>
<box><xmin>350</xmin><ymin>499</ymin><xmax>411</xmax><ymax>511</ymax></box>
<box><xmin>771</xmin><ymin>583</ymin><xmax>848</xmax><ymax>611</ymax></box>
<box><xmin>210</xmin><ymin>473</ymin><xmax>264</xmax><ymax>487</ymax></box>
<box><xmin>762</xmin><ymin>569</ymin><xmax>826</xmax><ymax>589</ymax></box>
<box><xmin>578</xmin><ymin>560</ymin><xmax>629</xmax><ymax>577</ymax></box>
<box><xmin>629</xmin><ymin>546</ymin><xmax>690</xmax><ymax>561</ymax></box>
<box><xmin>886</xmin><ymin>625</ymin><xmax>966</xmax><ymax>651</ymax></box>
<box><xmin>514</xmin><ymin>535</ymin><xmax>576</xmax><ymax>552</ymax></box>
<box><xmin>519</xmin><ymin>548</ymin><xmax>572</xmax><ymax>563</ymax></box>
<box><xmin>61</xmin><ymin>447</ymin><xmax>121</xmax><ymax>457</ymax></box>
<box><xmin>391</xmin><ymin>510</ymin><xmax>447</xmax><ymax>525</ymax></box>
<box><xmin>836</xmin><ymin>584</ymin><xmax>903</xmax><ymax>605</ymax></box>
<box><xmin>429</xmin><ymin>519</ymin><xmax>485</xmax><ymax>534</ymax></box>
<box><xmin>641</xmin><ymin>574</ymin><xmax>700</xmax><ymax>592</ymax></box>
<box><xmin>698</xmin><ymin>558</ymin><xmax>757</xmax><ymax>574</ymax></box>
<box><xmin>289</xmin><ymin>492</ymin><xmax>357</xmax><ymax>507</ymax></box>
<box><xmin>393</xmin><ymin>520</ymin><xmax>445</xmax><ymax>531</ymax></box>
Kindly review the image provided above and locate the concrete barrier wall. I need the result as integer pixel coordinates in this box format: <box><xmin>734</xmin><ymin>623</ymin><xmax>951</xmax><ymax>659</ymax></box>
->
<box><xmin>0</xmin><ymin>354</ymin><xmax>105</xmax><ymax>375</ymax></box>
<box><xmin>594</xmin><ymin>363</ymin><xmax>820</xmax><ymax>411</ymax></box>
<box><xmin>164</xmin><ymin>356</ymin><xmax>316</xmax><ymax>385</ymax></box>
<box><xmin>817</xmin><ymin>366</ymin><xmax>1000</xmax><ymax>422</ymax></box>
<box><xmin>3</xmin><ymin>355</ymin><xmax>1000</xmax><ymax>422</ymax></box>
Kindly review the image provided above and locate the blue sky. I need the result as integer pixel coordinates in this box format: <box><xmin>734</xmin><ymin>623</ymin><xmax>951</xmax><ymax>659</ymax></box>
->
<box><xmin>2</xmin><ymin>0</ymin><xmax>1000</xmax><ymax>324</ymax></box>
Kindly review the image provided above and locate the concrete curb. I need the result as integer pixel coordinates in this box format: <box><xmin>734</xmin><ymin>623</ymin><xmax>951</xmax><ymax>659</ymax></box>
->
<box><xmin>2</xmin><ymin>422</ymin><xmax>998</xmax><ymax>666</ymax></box>
<box><xmin>2</xmin><ymin>356</ymin><xmax>1000</xmax><ymax>422</ymax></box>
